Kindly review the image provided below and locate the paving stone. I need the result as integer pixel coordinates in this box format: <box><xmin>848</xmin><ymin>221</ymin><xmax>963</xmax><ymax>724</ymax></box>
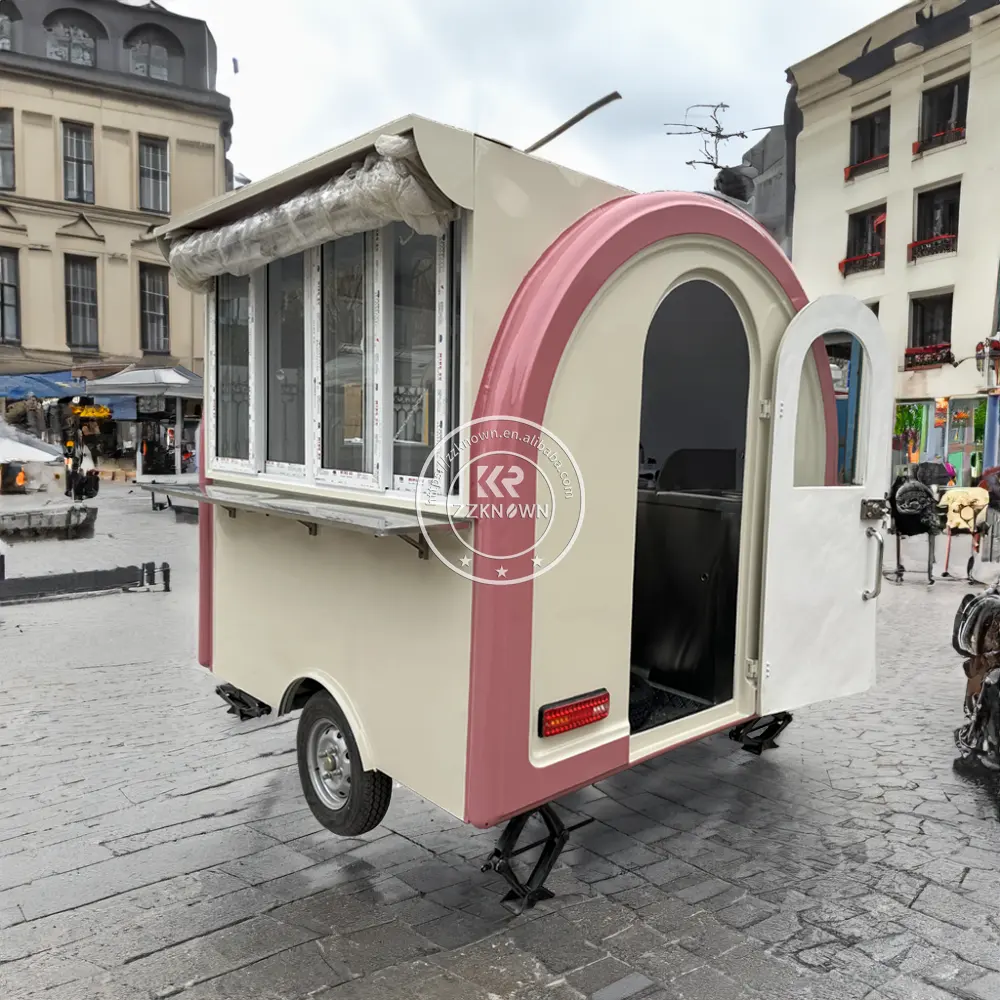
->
<box><xmin>968</xmin><ymin>973</ymin><xmax>1000</xmax><ymax>1000</ymax></box>
<box><xmin>591</xmin><ymin>972</ymin><xmax>656</xmax><ymax>1000</ymax></box>
<box><xmin>120</xmin><ymin>915</ymin><xmax>317</xmax><ymax>995</ymax></box>
<box><xmin>176</xmin><ymin>941</ymin><xmax>352</xmax><ymax>998</ymax></box>
<box><xmin>334</xmin><ymin>920</ymin><xmax>439</xmax><ymax>976</ymax></box>
<box><xmin>509</xmin><ymin>912</ymin><xmax>602</xmax><ymax>973</ymax></box>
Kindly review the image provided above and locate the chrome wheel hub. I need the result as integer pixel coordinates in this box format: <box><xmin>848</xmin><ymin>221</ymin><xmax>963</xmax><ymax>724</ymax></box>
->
<box><xmin>308</xmin><ymin>721</ymin><xmax>352</xmax><ymax>811</ymax></box>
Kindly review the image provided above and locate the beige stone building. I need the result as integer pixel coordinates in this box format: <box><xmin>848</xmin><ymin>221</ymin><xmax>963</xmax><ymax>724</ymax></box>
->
<box><xmin>0</xmin><ymin>0</ymin><xmax>232</xmax><ymax>377</ymax></box>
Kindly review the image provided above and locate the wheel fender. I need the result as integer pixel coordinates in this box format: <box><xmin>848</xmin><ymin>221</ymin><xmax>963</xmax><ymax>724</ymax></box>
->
<box><xmin>280</xmin><ymin>672</ymin><xmax>376</xmax><ymax>773</ymax></box>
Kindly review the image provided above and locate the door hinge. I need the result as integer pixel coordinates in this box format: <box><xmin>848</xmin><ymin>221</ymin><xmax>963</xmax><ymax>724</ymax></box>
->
<box><xmin>745</xmin><ymin>658</ymin><xmax>760</xmax><ymax>685</ymax></box>
<box><xmin>759</xmin><ymin>400</ymin><xmax>772</xmax><ymax>420</ymax></box>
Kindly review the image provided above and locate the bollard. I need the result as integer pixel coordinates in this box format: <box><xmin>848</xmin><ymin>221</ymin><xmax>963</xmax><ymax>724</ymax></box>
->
<box><xmin>161</xmin><ymin>561</ymin><xmax>171</xmax><ymax>593</ymax></box>
<box><xmin>143</xmin><ymin>561</ymin><xmax>155</xmax><ymax>586</ymax></box>
<box><xmin>0</xmin><ymin>553</ymin><xmax>5</xmax><ymax>581</ymax></box>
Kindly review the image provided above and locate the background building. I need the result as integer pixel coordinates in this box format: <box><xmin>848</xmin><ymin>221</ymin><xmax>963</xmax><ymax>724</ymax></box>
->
<box><xmin>786</xmin><ymin>0</ymin><xmax>1000</xmax><ymax>483</ymax></box>
<box><xmin>0</xmin><ymin>0</ymin><xmax>232</xmax><ymax>378</ymax></box>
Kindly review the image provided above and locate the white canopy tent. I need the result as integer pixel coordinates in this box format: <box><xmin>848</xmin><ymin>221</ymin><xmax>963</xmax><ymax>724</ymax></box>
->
<box><xmin>84</xmin><ymin>366</ymin><xmax>203</xmax><ymax>483</ymax></box>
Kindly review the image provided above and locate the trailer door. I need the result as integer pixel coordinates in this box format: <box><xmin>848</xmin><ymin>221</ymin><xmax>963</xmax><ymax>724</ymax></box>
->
<box><xmin>758</xmin><ymin>294</ymin><xmax>893</xmax><ymax>716</ymax></box>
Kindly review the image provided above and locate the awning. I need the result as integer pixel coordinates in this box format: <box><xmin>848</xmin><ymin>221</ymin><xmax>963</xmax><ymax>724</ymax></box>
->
<box><xmin>0</xmin><ymin>423</ymin><xmax>63</xmax><ymax>465</ymax></box>
<box><xmin>84</xmin><ymin>365</ymin><xmax>203</xmax><ymax>400</ymax></box>
<box><xmin>165</xmin><ymin>133</ymin><xmax>456</xmax><ymax>293</ymax></box>
<box><xmin>0</xmin><ymin>370</ymin><xmax>85</xmax><ymax>400</ymax></box>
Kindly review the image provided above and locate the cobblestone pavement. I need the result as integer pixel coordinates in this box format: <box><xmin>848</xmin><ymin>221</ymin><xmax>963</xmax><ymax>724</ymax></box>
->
<box><xmin>2</xmin><ymin>485</ymin><xmax>999</xmax><ymax>1000</ymax></box>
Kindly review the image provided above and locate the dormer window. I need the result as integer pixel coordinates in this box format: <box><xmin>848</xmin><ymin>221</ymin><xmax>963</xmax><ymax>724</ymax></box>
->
<box><xmin>130</xmin><ymin>38</ymin><xmax>169</xmax><ymax>81</ymax></box>
<box><xmin>126</xmin><ymin>26</ymin><xmax>184</xmax><ymax>84</ymax></box>
<box><xmin>44</xmin><ymin>10</ymin><xmax>107</xmax><ymax>67</ymax></box>
<box><xmin>0</xmin><ymin>0</ymin><xmax>20</xmax><ymax>52</ymax></box>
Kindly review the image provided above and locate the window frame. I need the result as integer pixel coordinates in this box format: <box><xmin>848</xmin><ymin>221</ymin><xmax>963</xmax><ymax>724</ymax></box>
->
<box><xmin>312</xmin><ymin>232</ymin><xmax>380</xmax><ymax>491</ymax></box>
<box><xmin>64</xmin><ymin>253</ymin><xmax>99</xmax><ymax>351</ymax></box>
<box><xmin>139</xmin><ymin>261</ymin><xmax>170</xmax><ymax>354</ymax></box>
<box><xmin>138</xmin><ymin>135</ymin><xmax>170</xmax><ymax>214</ymax></box>
<box><xmin>849</xmin><ymin>107</ymin><xmax>891</xmax><ymax>167</ymax></box>
<box><xmin>129</xmin><ymin>37</ymin><xmax>170</xmax><ymax>81</ymax></box>
<box><xmin>205</xmin><ymin>216</ymin><xmax>463</xmax><ymax>507</ymax></box>
<box><xmin>0</xmin><ymin>246</ymin><xmax>19</xmax><ymax>345</ymax></box>
<box><xmin>45</xmin><ymin>20</ymin><xmax>96</xmax><ymax>67</ymax></box>
<box><xmin>915</xmin><ymin>181</ymin><xmax>961</xmax><ymax>241</ymax></box>
<box><xmin>919</xmin><ymin>74</ymin><xmax>970</xmax><ymax>142</ymax></box>
<box><xmin>207</xmin><ymin>274</ymin><xmax>256</xmax><ymax>475</ymax></box>
<box><xmin>910</xmin><ymin>292</ymin><xmax>954</xmax><ymax>349</ymax></box>
<box><xmin>0</xmin><ymin>108</ymin><xmax>13</xmax><ymax>191</ymax></box>
<box><xmin>62</xmin><ymin>120</ymin><xmax>95</xmax><ymax>205</ymax></box>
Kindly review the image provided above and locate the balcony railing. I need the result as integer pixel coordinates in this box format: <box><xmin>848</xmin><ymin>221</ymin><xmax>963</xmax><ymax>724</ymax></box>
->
<box><xmin>844</xmin><ymin>153</ymin><xmax>890</xmax><ymax>181</ymax></box>
<box><xmin>839</xmin><ymin>251</ymin><xmax>883</xmax><ymax>276</ymax></box>
<box><xmin>912</xmin><ymin>126</ymin><xmax>966</xmax><ymax>156</ymax></box>
<box><xmin>904</xmin><ymin>343</ymin><xmax>954</xmax><ymax>370</ymax></box>
<box><xmin>907</xmin><ymin>234</ymin><xmax>958</xmax><ymax>261</ymax></box>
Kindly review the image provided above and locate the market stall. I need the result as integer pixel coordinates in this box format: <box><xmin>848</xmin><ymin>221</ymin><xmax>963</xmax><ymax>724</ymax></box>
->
<box><xmin>148</xmin><ymin>115</ymin><xmax>894</xmax><ymax>907</ymax></box>
<box><xmin>84</xmin><ymin>366</ymin><xmax>202</xmax><ymax>488</ymax></box>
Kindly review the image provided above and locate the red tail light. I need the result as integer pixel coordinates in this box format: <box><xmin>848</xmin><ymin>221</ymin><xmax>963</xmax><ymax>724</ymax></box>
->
<box><xmin>539</xmin><ymin>690</ymin><xmax>610</xmax><ymax>738</ymax></box>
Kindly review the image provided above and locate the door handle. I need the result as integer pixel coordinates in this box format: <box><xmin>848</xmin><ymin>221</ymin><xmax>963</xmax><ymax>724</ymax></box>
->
<box><xmin>863</xmin><ymin>526</ymin><xmax>884</xmax><ymax>601</ymax></box>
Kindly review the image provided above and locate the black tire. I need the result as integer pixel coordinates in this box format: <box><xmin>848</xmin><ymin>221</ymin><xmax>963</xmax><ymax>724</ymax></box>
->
<box><xmin>296</xmin><ymin>691</ymin><xmax>392</xmax><ymax>837</ymax></box>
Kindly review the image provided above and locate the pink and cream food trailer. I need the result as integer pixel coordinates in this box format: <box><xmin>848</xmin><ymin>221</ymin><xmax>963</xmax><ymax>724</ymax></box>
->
<box><xmin>152</xmin><ymin>116</ymin><xmax>893</xmax><ymax>909</ymax></box>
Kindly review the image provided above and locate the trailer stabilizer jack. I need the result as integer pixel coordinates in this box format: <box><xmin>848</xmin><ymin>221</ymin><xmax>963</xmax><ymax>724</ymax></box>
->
<box><xmin>728</xmin><ymin>713</ymin><xmax>793</xmax><ymax>755</ymax></box>
<box><xmin>215</xmin><ymin>684</ymin><xmax>271</xmax><ymax>721</ymax></box>
<box><xmin>481</xmin><ymin>804</ymin><xmax>593</xmax><ymax>913</ymax></box>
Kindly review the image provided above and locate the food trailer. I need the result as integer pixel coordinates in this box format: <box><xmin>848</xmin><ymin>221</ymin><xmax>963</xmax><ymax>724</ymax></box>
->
<box><xmin>150</xmin><ymin>116</ymin><xmax>893</xmax><ymax>908</ymax></box>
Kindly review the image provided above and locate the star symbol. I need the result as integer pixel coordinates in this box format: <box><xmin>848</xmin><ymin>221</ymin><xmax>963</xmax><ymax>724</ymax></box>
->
<box><xmin>532</xmin><ymin>556</ymin><xmax>543</xmax><ymax>567</ymax></box>
<box><xmin>460</xmin><ymin>555</ymin><xmax>472</xmax><ymax>567</ymax></box>
<box><xmin>496</xmin><ymin>566</ymin><xmax>508</xmax><ymax>578</ymax></box>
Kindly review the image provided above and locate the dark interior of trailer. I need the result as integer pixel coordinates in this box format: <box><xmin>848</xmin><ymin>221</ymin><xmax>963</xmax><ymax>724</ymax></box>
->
<box><xmin>629</xmin><ymin>279</ymin><xmax>749</xmax><ymax>734</ymax></box>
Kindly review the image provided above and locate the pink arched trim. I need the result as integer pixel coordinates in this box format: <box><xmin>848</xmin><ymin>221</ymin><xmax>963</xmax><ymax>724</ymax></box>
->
<box><xmin>198</xmin><ymin>420</ymin><xmax>213</xmax><ymax>670</ymax></box>
<box><xmin>465</xmin><ymin>191</ymin><xmax>836</xmax><ymax>829</ymax></box>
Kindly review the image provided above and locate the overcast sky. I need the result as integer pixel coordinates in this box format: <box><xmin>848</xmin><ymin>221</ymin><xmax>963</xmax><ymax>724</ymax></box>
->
<box><xmin>146</xmin><ymin>0</ymin><xmax>908</xmax><ymax>193</ymax></box>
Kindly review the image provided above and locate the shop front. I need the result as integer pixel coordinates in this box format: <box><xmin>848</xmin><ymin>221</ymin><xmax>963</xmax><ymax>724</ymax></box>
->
<box><xmin>84</xmin><ymin>366</ymin><xmax>202</xmax><ymax>485</ymax></box>
<box><xmin>892</xmin><ymin>395</ymin><xmax>990</xmax><ymax>486</ymax></box>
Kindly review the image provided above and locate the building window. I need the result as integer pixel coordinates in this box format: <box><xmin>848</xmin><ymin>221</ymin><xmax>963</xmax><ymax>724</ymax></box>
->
<box><xmin>841</xmin><ymin>205</ymin><xmax>886</xmax><ymax>275</ymax></box>
<box><xmin>65</xmin><ymin>255</ymin><xmax>98</xmax><ymax>350</ymax></box>
<box><xmin>266</xmin><ymin>253</ymin><xmax>307</xmax><ymax>468</ymax></box>
<box><xmin>139</xmin><ymin>263</ymin><xmax>170</xmax><ymax>353</ymax></box>
<box><xmin>916</xmin><ymin>75</ymin><xmax>969</xmax><ymax>154</ymax></box>
<box><xmin>846</xmin><ymin>108</ymin><xmax>890</xmax><ymax>179</ymax></box>
<box><xmin>0</xmin><ymin>247</ymin><xmax>18</xmax><ymax>344</ymax></box>
<box><xmin>130</xmin><ymin>38</ymin><xmax>168</xmax><ymax>81</ymax></box>
<box><xmin>0</xmin><ymin>3</ymin><xmax>14</xmax><ymax>52</ymax></box>
<box><xmin>63</xmin><ymin>122</ymin><xmax>94</xmax><ymax>204</ymax></box>
<box><xmin>321</xmin><ymin>233</ymin><xmax>371</xmax><ymax>478</ymax></box>
<box><xmin>138</xmin><ymin>136</ymin><xmax>169</xmax><ymax>214</ymax></box>
<box><xmin>911</xmin><ymin>183</ymin><xmax>960</xmax><ymax>261</ymax></box>
<box><xmin>0</xmin><ymin>109</ymin><xmax>13</xmax><ymax>190</ymax></box>
<box><xmin>911</xmin><ymin>293</ymin><xmax>953</xmax><ymax>348</ymax></box>
<box><xmin>126</xmin><ymin>27</ymin><xmax>183</xmax><ymax>83</ymax></box>
<box><xmin>216</xmin><ymin>274</ymin><xmax>251</xmax><ymax>463</ymax></box>
<box><xmin>208</xmin><ymin>222</ymin><xmax>458</xmax><ymax>498</ymax></box>
<box><xmin>45</xmin><ymin>18</ymin><xmax>97</xmax><ymax>67</ymax></box>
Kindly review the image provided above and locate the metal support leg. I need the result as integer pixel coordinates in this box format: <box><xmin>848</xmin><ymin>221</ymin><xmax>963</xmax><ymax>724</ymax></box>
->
<box><xmin>928</xmin><ymin>533</ymin><xmax>935</xmax><ymax>585</ymax></box>
<box><xmin>895</xmin><ymin>531</ymin><xmax>904</xmax><ymax>583</ymax></box>
<box><xmin>728</xmin><ymin>713</ymin><xmax>794</xmax><ymax>756</ymax></box>
<box><xmin>481</xmin><ymin>804</ymin><xmax>592</xmax><ymax>914</ymax></box>
<box><xmin>943</xmin><ymin>528</ymin><xmax>954</xmax><ymax>578</ymax></box>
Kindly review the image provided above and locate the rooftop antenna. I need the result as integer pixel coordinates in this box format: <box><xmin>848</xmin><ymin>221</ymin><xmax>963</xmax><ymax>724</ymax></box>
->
<box><xmin>524</xmin><ymin>91</ymin><xmax>622</xmax><ymax>154</ymax></box>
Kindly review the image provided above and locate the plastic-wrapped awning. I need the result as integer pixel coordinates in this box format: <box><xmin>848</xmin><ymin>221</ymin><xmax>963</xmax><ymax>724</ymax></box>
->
<box><xmin>167</xmin><ymin>134</ymin><xmax>457</xmax><ymax>293</ymax></box>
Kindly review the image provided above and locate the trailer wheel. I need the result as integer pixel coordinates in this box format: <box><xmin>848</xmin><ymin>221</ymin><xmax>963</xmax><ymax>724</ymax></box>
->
<box><xmin>297</xmin><ymin>691</ymin><xmax>392</xmax><ymax>836</ymax></box>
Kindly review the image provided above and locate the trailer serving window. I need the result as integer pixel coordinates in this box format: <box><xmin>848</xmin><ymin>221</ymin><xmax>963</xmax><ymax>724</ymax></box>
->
<box><xmin>208</xmin><ymin>220</ymin><xmax>459</xmax><ymax>500</ymax></box>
